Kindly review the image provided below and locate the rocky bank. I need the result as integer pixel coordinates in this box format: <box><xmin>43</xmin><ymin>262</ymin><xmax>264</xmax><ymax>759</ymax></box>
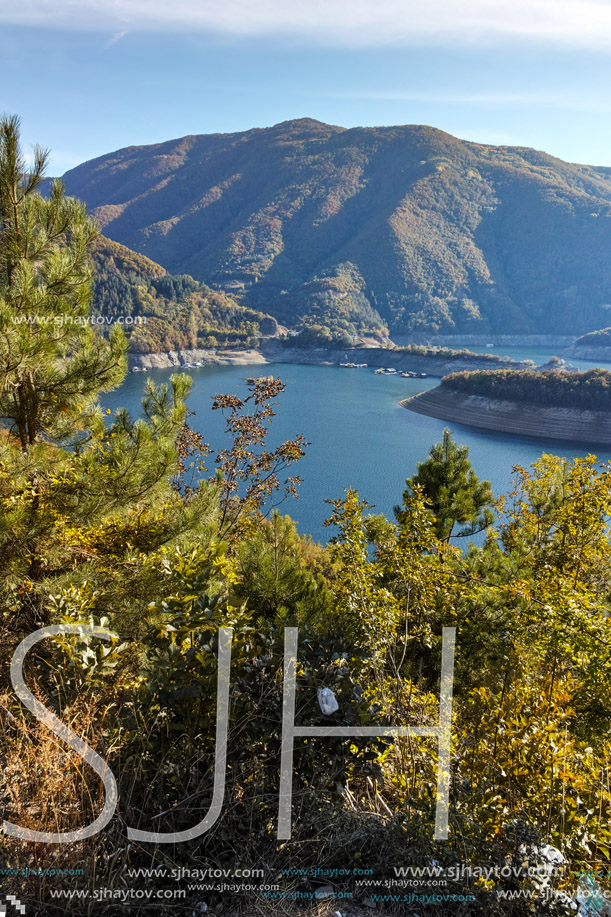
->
<box><xmin>563</xmin><ymin>345</ymin><xmax>611</xmax><ymax>362</ymax></box>
<box><xmin>402</xmin><ymin>387</ymin><xmax>611</xmax><ymax>445</ymax></box>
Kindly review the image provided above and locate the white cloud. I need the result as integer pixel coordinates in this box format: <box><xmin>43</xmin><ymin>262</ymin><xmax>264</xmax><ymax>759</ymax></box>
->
<box><xmin>4</xmin><ymin>0</ymin><xmax>611</xmax><ymax>48</ymax></box>
<box><xmin>329</xmin><ymin>90</ymin><xmax>611</xmax><ymax>112</ymax></box>
<box><xmin>103</xmin><ymin>29</ymin><xmax>129</xmax><ymax>49</ymax></box>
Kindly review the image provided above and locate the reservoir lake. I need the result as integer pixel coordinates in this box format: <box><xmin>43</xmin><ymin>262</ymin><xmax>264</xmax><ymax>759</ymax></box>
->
<box><xmin>103</xmin><ymin>345</ymin><xmax>611</xmax><ymax>543</ymax></box>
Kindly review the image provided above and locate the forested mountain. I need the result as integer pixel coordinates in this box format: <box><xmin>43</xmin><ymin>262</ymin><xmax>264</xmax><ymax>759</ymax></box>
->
<box><xmin>91</xmin><ymin>235</ymin><xmax>273</xmax><ymax>353</ymax></box>
<box><xmin>61</xmin><ymin>118</ymin><xmax>611</xmax><ymax>338</ymax></box>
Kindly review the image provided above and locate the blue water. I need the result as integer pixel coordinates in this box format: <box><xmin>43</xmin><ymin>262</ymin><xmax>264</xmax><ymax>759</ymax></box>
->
<box><xmin>102</xmin><ymin>346</ymin><xmax>611</xmax><ymax>543</ymax></box>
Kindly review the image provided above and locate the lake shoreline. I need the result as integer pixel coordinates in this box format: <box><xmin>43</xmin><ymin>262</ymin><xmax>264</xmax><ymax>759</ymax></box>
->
<box><xmin>394</xmin><ymin>333</ymin><xmax>576</xmax><ymax>348</ymax></box>
<box><xmin>128</xmin><ymin>342</ymin><xmax>533</xmax><ymax>377</ymax></box>
<box><xmin>401</xmin><ymin>387</ymin><xmax>611</xmax><ymax>446</ymax></box>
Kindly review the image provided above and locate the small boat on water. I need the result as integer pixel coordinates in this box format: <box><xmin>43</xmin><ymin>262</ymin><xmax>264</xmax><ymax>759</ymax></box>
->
<box><xmin>374</xmin><ymin>368</ymin><xmax>384</xmax><ymax>374</ymax></box>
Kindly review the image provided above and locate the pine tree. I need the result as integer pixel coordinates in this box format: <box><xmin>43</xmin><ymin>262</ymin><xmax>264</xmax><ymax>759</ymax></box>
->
<box><xmin>0</xmin><ymin>114</ymin><xmax>126</xmax><ymax>450</ymax></box>
<box><xmin>395</xmin><ymin>428</ymin><xmax>493</xmax><ymax>541</ymax></box>
<box><xmin>0</xmin><ymin>117</ymin><xmax>197</xmax><ymax>624</ymax></box>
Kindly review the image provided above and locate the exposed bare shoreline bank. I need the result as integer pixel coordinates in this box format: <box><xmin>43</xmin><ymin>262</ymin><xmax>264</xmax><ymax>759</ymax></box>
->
<box><xmin>128</xmin><ymin>348</ymin><xmax>268</xmax><ymax>369</ymax></box>
<box><xmin>395</xmin><ymin>333</ymin><xmax>575</xmax><ymax>348</ymax></box>
<box><xmin>128</xmin><ymin>343</ymin><xmax>532</xmax><ymax>377</ymax></box>
<box><xmin>402</xmin><ymin>387</ymin><xmax>611</xmax><ymax>446</ymax></box>
<box><xmin>565</xmin><ymin>345</ymin><xmax>611</xmax><ymax>361</ymax></box>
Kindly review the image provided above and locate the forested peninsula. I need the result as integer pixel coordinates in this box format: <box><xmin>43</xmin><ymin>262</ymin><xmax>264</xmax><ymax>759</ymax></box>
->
<box><xmin>404</xmin><ymin>368</ymin><xmax>611</xmax><ymax>443</ymax></box>
<box><xmin>566</xmin><ymin>326</ymin><xmax>611</xmax><ymax>361</ymax></box>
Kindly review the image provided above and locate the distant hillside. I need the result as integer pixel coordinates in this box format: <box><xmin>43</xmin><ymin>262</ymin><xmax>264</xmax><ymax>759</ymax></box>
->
<box><xmin>91</xmin><ymin>236</ymin><xmax>273</xmax><ymax>353</ymax></box>
<box><xmin>61</xmin><ymin>119</ymin><xmax>611</xmax><ymax>339</ymax></box>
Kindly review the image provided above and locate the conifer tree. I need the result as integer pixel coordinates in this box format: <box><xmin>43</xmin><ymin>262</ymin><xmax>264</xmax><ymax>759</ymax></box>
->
<box><xmin>0</xmin><ymin>117</ymin><xmax>196</xmax><ymax>620</ymax></box>
<box><xmin>0</xmin><ymin>114</ymin><xmax>126</xmax><ymax>450</ymax></box>
<box><xmin>395</xmin><ymin>428</ymin><xmax>493</xmax><ymax>541</ymax></box>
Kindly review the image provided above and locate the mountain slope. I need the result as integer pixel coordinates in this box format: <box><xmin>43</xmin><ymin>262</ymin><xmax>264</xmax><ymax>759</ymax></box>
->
<box><xmin>91</xmin><ymin>236</ymin><xmax>272</xmax><ymax>353</ymax></box>
<box><xmin>64</xmin><ymin>119</ymin><xmax>611</xmax><ymax>337</ymax></box>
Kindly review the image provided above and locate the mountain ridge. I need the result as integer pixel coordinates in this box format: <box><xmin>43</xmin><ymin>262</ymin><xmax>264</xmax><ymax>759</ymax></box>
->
<box><xmin>59</xmin><ymin>119</ymin><xmax>611</xmax><ymax>338</ymax></box>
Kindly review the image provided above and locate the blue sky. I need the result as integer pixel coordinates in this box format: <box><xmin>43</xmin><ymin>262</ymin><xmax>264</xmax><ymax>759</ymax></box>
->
<box><xmin>1</xmin><ymin>0</ymin><xmax>611</xmax><ymax>174</ymax></box>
